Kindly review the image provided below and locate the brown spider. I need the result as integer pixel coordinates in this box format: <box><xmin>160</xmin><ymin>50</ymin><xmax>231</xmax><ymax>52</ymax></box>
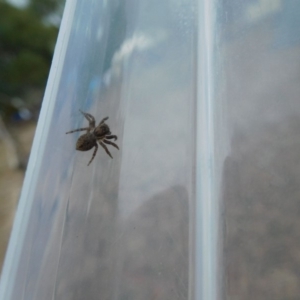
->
<box><xmin>66</xmin><ymin>110</ymin><xmax>119</xmax><ymax>165</ymax></box>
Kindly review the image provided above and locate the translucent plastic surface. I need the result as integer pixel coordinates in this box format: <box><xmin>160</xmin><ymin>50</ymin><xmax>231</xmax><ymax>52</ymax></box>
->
<box><xmin>1</xmin><ymin>1</ymin><xmax>300</xmax><ymax>300</ymax></box>
<box><xmin>1</xmin><ymin>0</ymin><xmax>205</xmax><ymax>299</ymax></box>
<box><xmin>222</xmin><ymin>2</ymin><xmax>300</xmax><ymax>299</ymax></box>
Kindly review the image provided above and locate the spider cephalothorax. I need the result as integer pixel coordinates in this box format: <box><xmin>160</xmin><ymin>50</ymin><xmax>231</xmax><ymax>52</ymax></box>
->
<box><xmin>66</xmin><ymin>110</ymin><xmax>119</xmax><ymax>165</ymax></box>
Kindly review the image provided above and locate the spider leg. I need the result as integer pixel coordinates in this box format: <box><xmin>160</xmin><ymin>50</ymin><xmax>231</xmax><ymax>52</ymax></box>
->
<box><xmin>79</xmin><ymin>110</ymin><xmax>95</xmax><ymax>128</ymax></box>
<box><xmin>99</xmin><ymin>141</ymin><xmax>113</xmax><ymax>158</ymax></box>
<box><xmin>87</xmin><ymin>144</ymin><xmax>98</xmax><ymax>166</ymax></box>
<box><xmin>99</xmin><ymin>117</ymin><xmax>109</xmax><ymax>125</ymax></box>
<box><xmin>103</xmin><ymin>139</ymin><xmax>119</xmax><ymax>150</ymax></box>
<box><xmin>66</xmin><ymin>127</ymin><xmax>90</xmax><ymax>134</ymax></box>
<box><xmin>105</xmin><ymin>135</ymin><xmax>117</xmax><ymax>141</ymax></box>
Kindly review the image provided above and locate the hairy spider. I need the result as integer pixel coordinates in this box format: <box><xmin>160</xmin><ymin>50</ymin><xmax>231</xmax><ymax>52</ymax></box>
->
<box><xmin>66</xmin><ymin>110</ymin><xmax>119</xmax><ymax>165</ymax></box>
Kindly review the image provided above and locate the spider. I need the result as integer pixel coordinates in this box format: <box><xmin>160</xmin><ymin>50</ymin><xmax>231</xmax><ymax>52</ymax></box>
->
<box><xmin>66</xmin><ymin>110</ymin><xmax>119</xmax><ymax>165</ymax></box>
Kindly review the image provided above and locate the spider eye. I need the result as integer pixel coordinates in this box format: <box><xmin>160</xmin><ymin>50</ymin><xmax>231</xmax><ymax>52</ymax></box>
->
<box><xmin>95</xmin><ymin>124</ymin><xmax>109</xmax><ymax>138</ymax></box>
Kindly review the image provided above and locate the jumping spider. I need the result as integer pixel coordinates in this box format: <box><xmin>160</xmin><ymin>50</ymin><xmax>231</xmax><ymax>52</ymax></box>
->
<box><xmin>66</xmin><ymin>110</ymin><xmax>119</xmax><ymax>165</ymax></box>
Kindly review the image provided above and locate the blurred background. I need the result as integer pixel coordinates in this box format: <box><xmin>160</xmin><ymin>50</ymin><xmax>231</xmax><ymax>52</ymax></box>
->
<box><xmin>0</xmin><ymin>0</ymin><xmax>65</xmax><ymax>271</ymax></box>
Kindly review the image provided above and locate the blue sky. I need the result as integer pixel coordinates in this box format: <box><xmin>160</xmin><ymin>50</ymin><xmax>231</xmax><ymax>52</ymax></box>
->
<box><xmin>8</xmin><ymin>0</ymin><xmax>27</xmax><ymax>7</ymax></box>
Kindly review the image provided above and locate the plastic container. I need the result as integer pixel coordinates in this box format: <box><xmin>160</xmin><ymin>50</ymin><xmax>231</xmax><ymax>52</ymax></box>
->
<box><xmin>1</xmin><ymin>1</ymin><xmax>300</xmax><ymax>300</ymax></box>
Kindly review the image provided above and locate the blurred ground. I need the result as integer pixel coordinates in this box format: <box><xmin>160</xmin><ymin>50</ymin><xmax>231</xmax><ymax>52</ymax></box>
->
<box><xmin>0</xmin><ymin>122</ymin><xmax>35</xmax><ymax>271</ymax></box>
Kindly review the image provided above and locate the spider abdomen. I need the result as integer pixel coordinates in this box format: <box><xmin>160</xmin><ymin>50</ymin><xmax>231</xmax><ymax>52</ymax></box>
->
<box><xmin>76</xmin><ymin>133</ymin><xmax>96</xmax><ymax>151</ymax></box>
